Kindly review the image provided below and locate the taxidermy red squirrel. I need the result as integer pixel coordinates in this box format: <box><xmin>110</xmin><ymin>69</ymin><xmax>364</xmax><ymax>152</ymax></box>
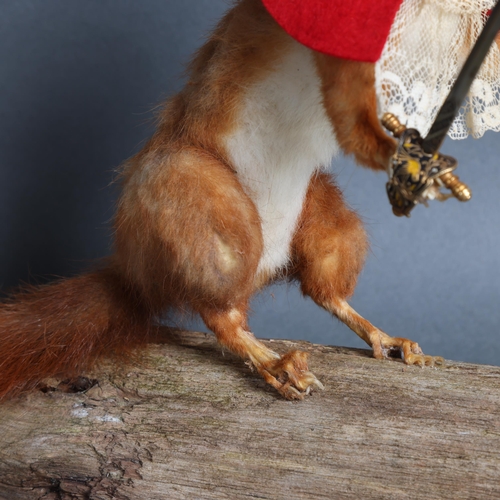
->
<box><xmin>0</xmin><ymin>0</ymin><xmax>445</xmax><ymax>401</ymax></box>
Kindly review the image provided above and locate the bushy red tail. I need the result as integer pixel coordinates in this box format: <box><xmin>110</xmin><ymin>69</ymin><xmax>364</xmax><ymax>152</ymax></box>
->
<box><xmin>0</xmin><ymin>268</ymin><xmax>153</xmax><ymax>399</ymax></box>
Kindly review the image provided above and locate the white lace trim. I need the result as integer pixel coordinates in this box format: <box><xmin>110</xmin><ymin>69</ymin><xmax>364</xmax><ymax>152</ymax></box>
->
<box><xmin>376</xmin><ymin>0</ymin><xmax>500</xmax><ymax>139</ymax></box>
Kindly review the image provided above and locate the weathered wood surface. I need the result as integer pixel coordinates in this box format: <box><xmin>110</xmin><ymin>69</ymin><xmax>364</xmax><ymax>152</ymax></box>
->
<box><xmin>0</xmin><ymin>329</ymin><xmax>499</xmax><ymax>500</ymax></box>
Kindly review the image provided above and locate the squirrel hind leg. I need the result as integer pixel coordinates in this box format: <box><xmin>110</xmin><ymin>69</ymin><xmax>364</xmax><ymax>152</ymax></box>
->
<box><xmin>292</xmin><ymin>172</ymin><xmax>444</xmax><ymax>367</ymax></box>
<box><xmin>325</xmin><ymin>299</ymin><xmax>445</xmax><ymax>367</ymax></box>
<box><xmin>200</xmin><ymin>306</ymin><xmax>323</xmax><ymax>400</ymax></box>
<box><xmin>117</xmin><ymin>149</ymin><xmax>325</xmax><ymax>397</ymax></box>
<box><xmin>116</xmin><ymin>147</ymin><xmax>263</xmax><ymax>311</ymax></box>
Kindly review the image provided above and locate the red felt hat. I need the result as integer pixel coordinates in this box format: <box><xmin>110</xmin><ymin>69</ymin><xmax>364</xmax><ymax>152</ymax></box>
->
<box><xmin>262</xmin><ymin>0</ymin><xmax>403</xmax><ymax>63</ymax></box>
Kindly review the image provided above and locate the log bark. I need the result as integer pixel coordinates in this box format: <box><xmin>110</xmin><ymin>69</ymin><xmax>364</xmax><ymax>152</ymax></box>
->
<box><xmin>0</xmin><ymin>329</ymin><xmax>498</xmax><ymax>500</ymax></box>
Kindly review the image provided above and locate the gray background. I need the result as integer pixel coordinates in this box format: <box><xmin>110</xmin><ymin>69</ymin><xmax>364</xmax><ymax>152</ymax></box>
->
<box><xmin>0</xmin><ymin>1</ymin><xmax>498</xmax><ymax>365</ymax></box>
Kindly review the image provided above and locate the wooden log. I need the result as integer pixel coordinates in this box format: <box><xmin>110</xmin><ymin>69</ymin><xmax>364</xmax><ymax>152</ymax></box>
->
<box><xmin>0</xmin><ymin>329</ymin><xmax>498</xmax><ymax>500</ymax></box>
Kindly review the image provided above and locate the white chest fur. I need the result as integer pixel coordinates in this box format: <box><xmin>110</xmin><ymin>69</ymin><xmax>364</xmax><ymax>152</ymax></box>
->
<box><xmin>224</xmin><ymin>40</ymin><xmax>338</xmax><ymax>277</ymax></box>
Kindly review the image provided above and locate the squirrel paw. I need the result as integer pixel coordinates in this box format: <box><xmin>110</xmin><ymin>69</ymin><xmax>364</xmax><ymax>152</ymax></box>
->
<box><xmin>374</xmin><ymin>334</ymin><xmax>445</xmax><ymax>368</ymax></box>
<box><xmin>403</xmin><ymin>351</ymin><xmax>445</xmax><ymax>368</ymax></box>
<box><xmin>255</xmin><ymin>350</ymin><xmax>324</xmax><ymax>400</ymax></box>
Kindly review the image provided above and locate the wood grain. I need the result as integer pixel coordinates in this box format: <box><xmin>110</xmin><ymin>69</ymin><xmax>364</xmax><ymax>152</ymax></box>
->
<box><xmin>0</xmin><ymin>329</ymin><xmax>498</xmax><ymax>500</ymax></box>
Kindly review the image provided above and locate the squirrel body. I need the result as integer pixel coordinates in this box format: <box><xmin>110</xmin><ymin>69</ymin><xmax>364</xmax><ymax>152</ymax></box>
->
<box><xmin>0</xmin><ymin>0</ymin><xmax>441</xmax><ymax>400</ymax></box>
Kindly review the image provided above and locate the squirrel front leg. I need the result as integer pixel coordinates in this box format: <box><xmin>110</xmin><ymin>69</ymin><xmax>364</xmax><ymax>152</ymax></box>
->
<box><xmin>314</xmin><ymin>55</ymin><xmax>396</xmax><ymax>171</ymax></box>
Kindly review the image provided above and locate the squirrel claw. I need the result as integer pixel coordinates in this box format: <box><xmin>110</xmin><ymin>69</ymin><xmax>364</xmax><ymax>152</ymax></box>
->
<box><xmin>255</xmin><ymin>350</ymin><xmax>324</xmax><ymax>400</ymax></box>
<box><xmin>405</xmin><ymin>353</ymin><xmax>445</xmax><ymax>368</ymax></box>
<box><xmin>404</xmin><ymin>352</ymin><xmax>427</xmax><ymax>367</ymax></box>
<box><xmin>374</xmin><ymin>333</ymin><xmax>445</xmax><ymax>368</ymax></box>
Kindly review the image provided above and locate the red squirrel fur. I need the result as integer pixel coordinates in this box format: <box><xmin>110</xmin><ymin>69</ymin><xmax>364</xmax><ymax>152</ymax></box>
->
<box><xmin>0</xmin><ymin>0</ymin><xmax>442</xmax><ymax>401</ymax></box>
